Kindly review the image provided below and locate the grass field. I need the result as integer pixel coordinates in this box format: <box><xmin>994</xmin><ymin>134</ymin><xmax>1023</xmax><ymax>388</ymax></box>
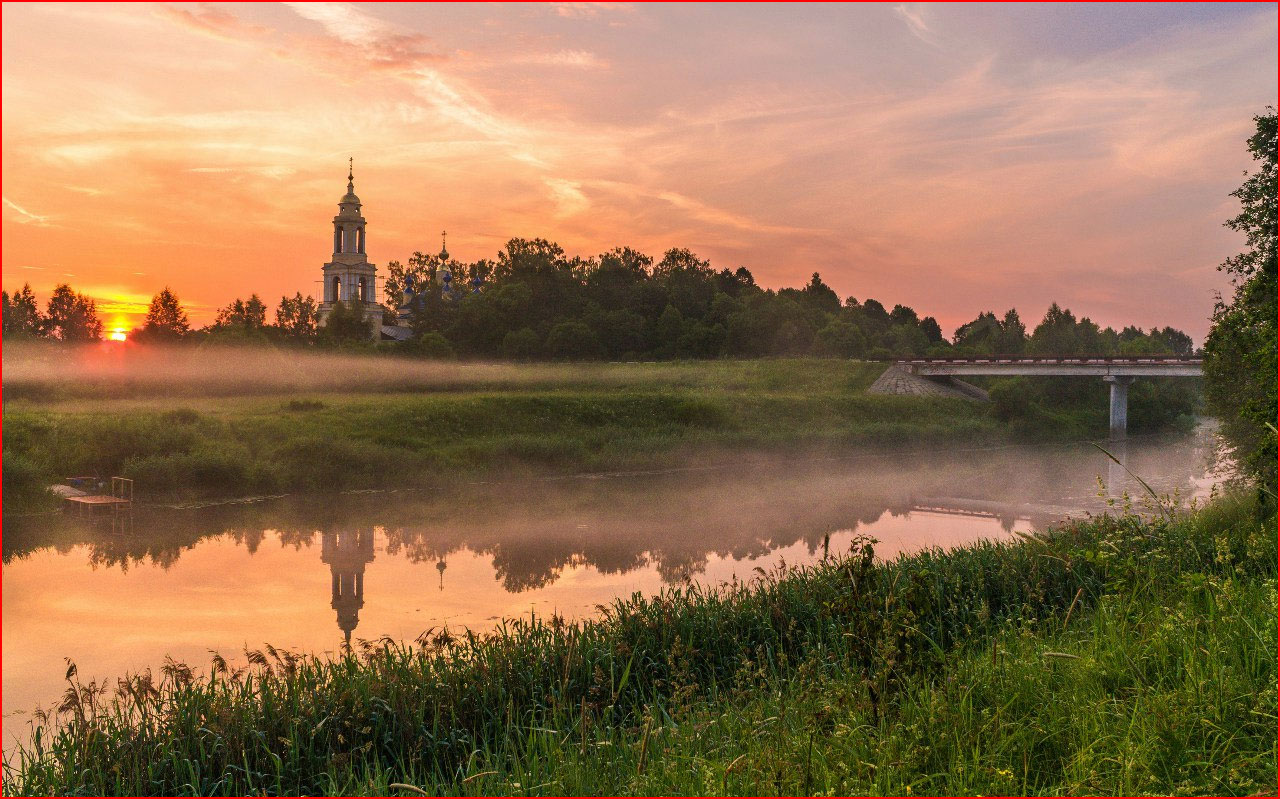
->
<box><xmin>4</xmin><ymin>346</ymin><xmax>1017</xmax><ymax>511</ymax></box>
<box><xmin>4</xmin><ymin>494</ymin><xmax>1273</xmax><ymax>795</ymax></box>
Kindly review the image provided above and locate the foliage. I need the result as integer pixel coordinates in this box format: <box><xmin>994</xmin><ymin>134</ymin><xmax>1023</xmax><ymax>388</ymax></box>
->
<box><xmin>1204</xmin><ymin>109</ymin><xmax>1278</xmax><ymax>494</ymax></box>
<box><xmin>136</xmin><ymin>287</ymin><xmax>190</xmax><ymax>342</ymax></box>
<box><xmin>404</xmin><ymin>331</ymin><xmax>455</xmax><ymax>359</ymax></box>
<box><xmin>319</xmin><ymin>300</ymin><xmax>373</xmax><ymax>345</ymax></box>
<box><xmin>41</xmin><ymin>283</ymin><xmax>102</xmax><ymax>342</ymax></box>
<box><xmin>1</xmin><ymin>283</ymin><xmax>42</xmax><ymax>336</ymax></box>
<box><xmin>212</xmin><ymin>293</ymin><xmax>267</xmax><ymax>331</ymax></box>
<box><xmin>335</xmin><ymin>236</ymin><xmax>1199</xmax><ymax>361</ymax></box>
<box><xmin>7</xmin><ymin>249</ymin><xmax>1196</xmax><ymax>361</ymax></box>
<box><xmin>4</xmin><ymin>496</ymin><xmax>1272</xmax><ymax>795</ymax></box>
<box><xmin>276</xmin><ymin>293</ymin><xmax>319</xmax><ymax>339</ymax></box>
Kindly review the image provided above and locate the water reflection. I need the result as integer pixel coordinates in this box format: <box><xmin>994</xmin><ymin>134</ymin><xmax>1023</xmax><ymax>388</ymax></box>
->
<box><xmin>323</xmin><ymin>530</ymin><xmax>375</xmax><ymax>645</ymax></box>
<box><xmin>2</xmin><ymin>430</ymin><xmax>1224</xmax><ymax>750</ymax></box>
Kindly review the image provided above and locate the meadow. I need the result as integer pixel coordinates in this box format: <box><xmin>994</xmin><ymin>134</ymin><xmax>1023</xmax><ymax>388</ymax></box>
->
<box><xmin>4</xmin><ymin>493</ymin><xmax>1273</xmax><ymax>795</ymax></box>
<box><xmin>4</xmin><ymin>345</ymin><xmax>1012</xmax><ymax>511</ymax></box>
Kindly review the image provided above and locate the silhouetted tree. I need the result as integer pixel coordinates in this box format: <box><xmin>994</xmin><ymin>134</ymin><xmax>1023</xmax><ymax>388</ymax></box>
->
<box><xmin>43</xmin><ymin>283</ymin><xmax>102</xmax><ymax>342</ymax></box>
<box><xmin>2</xmin><ymin>283</ymin><xmax>42</xmax><ymax>336</ymax></box>
<box><xmin>213</xmin><ymin>294</ymin><xmax>267</xmax><ymax>331</ymax></box>
<box><xmin>139</xmin><ymin>287</ymin><xmax>190</xmax><ymax>341</ymax></box>
<box><xmin>276</xmin><ymin>293</ymin><xmax>319</xmax><ymax>339</ymax></box>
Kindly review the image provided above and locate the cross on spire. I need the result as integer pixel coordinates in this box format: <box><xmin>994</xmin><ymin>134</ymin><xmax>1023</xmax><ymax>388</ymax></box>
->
<box><xmin>440</xmin><ymin>229</ymin><xmax>449</xmax><ymax>259</ymax></box>
<box><xmin>347</xmin><ymin>157</ymin><xmax>354</xmax><ymax>192</ymax></box>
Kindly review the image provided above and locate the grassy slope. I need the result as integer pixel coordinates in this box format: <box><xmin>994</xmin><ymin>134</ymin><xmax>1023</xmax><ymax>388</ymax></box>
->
<box><xmin>5</xmin><ymin>358</ymin><xmax>1010</xmax><ymax>510</ymax></box>
<box><xmin>5</xmin><ymin>496</ymin><xmax>1273</xmax><ymax>796</ymax></box>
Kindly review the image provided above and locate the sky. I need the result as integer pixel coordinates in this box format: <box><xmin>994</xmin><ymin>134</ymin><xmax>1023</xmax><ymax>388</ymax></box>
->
<box><xmin>2</xmin><ymin>2</ymin><xmax>1276</xmax><ymax>338</ymax></box>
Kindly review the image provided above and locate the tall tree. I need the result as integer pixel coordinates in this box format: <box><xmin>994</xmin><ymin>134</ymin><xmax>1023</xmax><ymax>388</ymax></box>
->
<box><xmin>43</xmin><ymin>284</ymin><xmax>103</xmax><ymax>342</ymax></box>
<box><xmin>141</xmin><ymin>287</ymin><xmax>190</xmax><ymax>341</ymax></box>
<box><xmin>1028</xmin><ymin>303</ymin><xmax>1080</xmax><ymax>355</ymax></box>
<box><xmin>1204</xmin><ymin>109</ymin><xmax>1278</xmax><ymax>492</ymax></box>
<box><xmin>213</xmin><ymin>294</ymin><xmax>267</xmax><ymax>331</ymax></box>
<box><xmin>276</xmin><ymin>293</ymin><xmax>319</xmax><ymax>339</ymax></box>
<box><xmin>2</xmin><ymin>283</ymin><xmax>42</xmax><ymax>336</ymax></box>
<box><xmin>996</xmin><ymin>309</ymin><xmax>1027</xmax><ymax>353</ymax></box>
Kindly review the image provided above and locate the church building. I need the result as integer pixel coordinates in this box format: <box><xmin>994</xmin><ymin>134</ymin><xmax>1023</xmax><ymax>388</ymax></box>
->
<box><xmin>318</xmin><ymin>160</ymin><xmax>383</xmax><ymax>338</ymax></box>
<box><xmin>316</xmin><ymin>160</ymin><xmax>468</xmax><ymax>340</ymax></box>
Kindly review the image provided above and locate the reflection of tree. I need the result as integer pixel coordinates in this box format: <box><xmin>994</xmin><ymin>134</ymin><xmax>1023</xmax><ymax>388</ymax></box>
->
<box><xmin>4</xmin><ymin>434</ymin><xmax>1211</xmax><ymax>595</ymax></box>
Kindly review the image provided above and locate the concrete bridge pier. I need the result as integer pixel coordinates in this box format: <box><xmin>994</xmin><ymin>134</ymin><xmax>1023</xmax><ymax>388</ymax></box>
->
<box><xmin>1105</xmin><ymin>376</ymin><xmax>1134</xmax><ymax>439</ymax></box>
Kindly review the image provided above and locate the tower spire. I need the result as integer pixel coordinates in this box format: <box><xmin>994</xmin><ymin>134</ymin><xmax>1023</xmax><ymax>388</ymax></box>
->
<box><xmin>347</xmin><ymin>157</ymin><xmax>354</xmax><ymax>192</ymax></box>
<box><xmin>440</xmin><ymin>229</ymin><xmax>449</xmax><ymax>260</ymax></box>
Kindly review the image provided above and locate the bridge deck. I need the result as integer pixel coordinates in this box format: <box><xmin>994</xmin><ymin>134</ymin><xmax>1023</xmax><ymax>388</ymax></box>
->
<box><xmin>896</xmin><ymin>356</ymin><xmax>1202</xmax><ymax>377</ymax></box>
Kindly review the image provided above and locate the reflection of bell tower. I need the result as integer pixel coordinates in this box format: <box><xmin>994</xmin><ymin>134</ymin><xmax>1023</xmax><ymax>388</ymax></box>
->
<box><xmin>321</xmin><ymin>529</ymin><xmax>375</xmax><ymax>644</ymax></box>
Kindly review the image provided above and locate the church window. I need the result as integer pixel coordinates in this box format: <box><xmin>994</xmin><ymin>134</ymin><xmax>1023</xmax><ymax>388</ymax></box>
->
<box><xmin>332</xmin><ymin>276</ymin><xmax>341</xmax><ymax>301</ymax></box>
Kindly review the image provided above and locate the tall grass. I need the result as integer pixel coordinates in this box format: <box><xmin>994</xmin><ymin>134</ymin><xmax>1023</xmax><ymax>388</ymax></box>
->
<box><xmin>5</xmin><ymin>494</ymin><xmax>1273</xmax><ymax>796</ymax></box>
<box><xmin>3</xmin><ymin>360</ymin><xmax>996</xmax><ymax>511</ymax></box>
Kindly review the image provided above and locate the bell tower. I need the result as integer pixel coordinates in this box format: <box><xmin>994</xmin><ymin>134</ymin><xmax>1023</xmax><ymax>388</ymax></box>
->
<box><xmin>319</xmin><ymin>159</ymin><xmax>379</xmax><ymax>336</ymax></box>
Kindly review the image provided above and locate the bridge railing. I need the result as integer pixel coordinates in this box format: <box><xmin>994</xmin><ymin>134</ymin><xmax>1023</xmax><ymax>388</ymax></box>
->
<box><xmin>891</xmin><ymin>355</ymin><xmax>1202</xmax><ymax>364</ymax></box>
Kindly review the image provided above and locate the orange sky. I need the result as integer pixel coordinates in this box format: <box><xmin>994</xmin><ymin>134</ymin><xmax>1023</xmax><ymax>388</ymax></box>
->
<box><xmin>2</xmin><ymin>3</ymin><xmax>1276</xmax><ymax>338</ymax></box>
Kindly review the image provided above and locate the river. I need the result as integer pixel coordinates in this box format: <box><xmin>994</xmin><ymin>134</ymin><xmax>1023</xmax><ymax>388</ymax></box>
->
<box><xmin>2</xmin><ymin>426</ymin><xmax>1227</xmax><ymax>752</ymax></box>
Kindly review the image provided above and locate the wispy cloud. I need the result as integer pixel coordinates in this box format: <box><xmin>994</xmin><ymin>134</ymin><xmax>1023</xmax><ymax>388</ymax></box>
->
<box><xmin>3</xmin><ymin>197</ymin><xmax>54</xmax><ymax>226</ymax></box>
<box><xmin>519</xmin><ymin>49</ymin><xmax>609</xmax><ymax>69</ymax></box>
<box><xmin>2</xmin><ymin>2</ymin><xmax>1273</xmax><ymax>336</ymax></box>
<box><xmin>543</xmin><ymin>178</ymin><xmax>590</xmax><ymax>217</ymax></box>
<box><xmin>154</xmin><ymin>3</ymin><xmax>270</xmax><ymax>42</ymax></box>
<box><xmin>893</xmin><ymin>4</ymin><xmax>937</xmax><ymax>45</ymax></box>
<box><xmin>553</xmin><ymin>3</ymin><xmax>635</xmax><ymax>20</ymax></box>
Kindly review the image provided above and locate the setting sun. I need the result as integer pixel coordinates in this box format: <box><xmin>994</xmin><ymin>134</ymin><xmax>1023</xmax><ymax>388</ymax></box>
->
<box><xmin>108</xmin><ymin>328</ymin><xmax>127</xmax><ymax>342</ymax></box>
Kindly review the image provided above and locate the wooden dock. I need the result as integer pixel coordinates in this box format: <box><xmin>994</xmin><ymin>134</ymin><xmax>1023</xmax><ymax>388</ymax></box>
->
<box><xmin>61</xmin><ymin>477</ymin><xmax>133</xmax><ymax>515</ymax></box>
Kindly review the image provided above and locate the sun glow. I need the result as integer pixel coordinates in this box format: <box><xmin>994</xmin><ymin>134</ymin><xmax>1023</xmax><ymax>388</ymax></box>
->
<box><xmin>109</xmin><ymin>328</ymin><xmax>127</xmax><ymax>342</ymax></box>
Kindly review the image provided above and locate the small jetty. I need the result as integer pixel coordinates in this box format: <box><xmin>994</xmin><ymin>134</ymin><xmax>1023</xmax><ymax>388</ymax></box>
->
<box><xmin>53</xmin><ymin>476</ymin><xmax>134</xmax><ymax>515</ymax></box>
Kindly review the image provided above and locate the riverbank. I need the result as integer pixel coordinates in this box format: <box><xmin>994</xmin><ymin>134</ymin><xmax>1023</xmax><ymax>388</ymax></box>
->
<box><xmin>4</xmin><ymin>494</ymin><xmax>1273</xmax><ymax>795</ymax></box>
<box><xmin>1</xmin><ymin>351</ymin><xmax>1194</xmax><ymax>513</ymax></box>
<box><xmin>3</xmin><ymin>356</ymin><xmax>988</xmax><ymax>513</ymax></box>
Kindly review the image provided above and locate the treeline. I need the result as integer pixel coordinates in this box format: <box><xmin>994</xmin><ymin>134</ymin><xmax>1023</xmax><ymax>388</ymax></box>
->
<box><xmin>3</xmin><ymin>241</ymin><xmax>1193</xmax><ymax>360</ymax></box>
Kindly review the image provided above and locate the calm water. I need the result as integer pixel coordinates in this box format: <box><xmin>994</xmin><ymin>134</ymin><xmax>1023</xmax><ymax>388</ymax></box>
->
<box><xmin>2</xmin><ymin>428</ymin><xmax>1225</xmax><ymax>751</ymax></box>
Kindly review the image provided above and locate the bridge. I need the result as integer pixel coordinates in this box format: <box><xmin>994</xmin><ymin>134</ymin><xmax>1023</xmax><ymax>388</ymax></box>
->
<box><xmin>894</xmin><ymin>356</ymin><xmax>1203</xmax><ymax>439</ymax></box>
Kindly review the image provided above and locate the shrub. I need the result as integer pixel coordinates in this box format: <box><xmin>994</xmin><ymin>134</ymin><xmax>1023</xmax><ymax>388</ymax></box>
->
<box><xmin>407</xmin><ymin>332</ymin><xmax>456</xmax><ymax>359</ymax></box>
<box><xmin>546</xmin><ymin>321</ymin><xmax>605</xmax><ymax>360</ymax></box>
<box><xmin>501</xmin><ymin>327</ymin><xmax>541</xmax><ymax>360</ymax></box>
<box><xmin>1</xmin><ymin>451</ymin><xmax>52</xmax><ymax>510</ymax></box>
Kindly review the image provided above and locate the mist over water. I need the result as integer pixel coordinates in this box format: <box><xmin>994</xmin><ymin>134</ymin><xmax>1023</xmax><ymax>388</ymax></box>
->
<box><xmin>1</xmin><ymin>342</ymin><xmax>727</xmax><ymax>402</ymax></box>
<box><xmin>2</xmin><ymin>426</ymin><xmax>1226</xmax><ymax>751</ymax></box>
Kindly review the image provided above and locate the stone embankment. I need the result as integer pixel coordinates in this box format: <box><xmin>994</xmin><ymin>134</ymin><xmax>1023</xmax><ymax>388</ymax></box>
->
<box><xmin>867</xmin><ymin>365</ymin><xmax>990</xmax><ymax>401</ymax></box>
